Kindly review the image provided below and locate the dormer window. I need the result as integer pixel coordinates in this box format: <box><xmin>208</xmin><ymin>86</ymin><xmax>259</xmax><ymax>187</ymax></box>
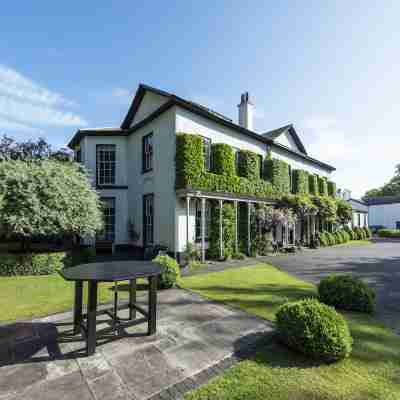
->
<box><xmin>96</xmin><ymin>145</ymin><xmax>116</xmax><ymax>185</ymax></box>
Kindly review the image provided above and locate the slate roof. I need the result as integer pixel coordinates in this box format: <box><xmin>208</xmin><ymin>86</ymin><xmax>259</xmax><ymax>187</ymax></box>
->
<box><xmin>365</xmin><ymin>196</ymin><xmax>400</xmax><ymax>206</ymax></box>
<box><xmin>262</xmin><ymin>124</ymin><xmax>307</xmax><ymax>155</ymax></box>
<box><xmin>68</xmin><ymin>84</ymin><xmax>335</xmax><ymax>171</ymax></box>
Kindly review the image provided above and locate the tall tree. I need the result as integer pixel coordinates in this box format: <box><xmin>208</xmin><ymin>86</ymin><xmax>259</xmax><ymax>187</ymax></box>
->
<box><xmin>0</xmin><ymin>135</ymin><xmax>71</xmax><ymax>161</ymax></box>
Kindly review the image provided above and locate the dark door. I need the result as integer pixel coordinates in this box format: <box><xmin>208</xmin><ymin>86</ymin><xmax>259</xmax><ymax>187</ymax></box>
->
<box><xmin>143</xmin><ymin>194</ymin><xmax>154</xmax><ymax>246</ymax></box>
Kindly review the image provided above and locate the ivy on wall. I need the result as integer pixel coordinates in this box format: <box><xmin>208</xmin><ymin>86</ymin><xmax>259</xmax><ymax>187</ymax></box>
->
<box><xmin>327</xmin><ymin>181</ymin><xmax>337</xmax><ymax>197</ymax></box>
<box><xmin>176</xmin><ymin>133</ymin><xmax>275</xmax><ymax>198</ymax></box>
<box><xmin>175</xmin><ymin>133</ymin><xmax>336</xmax><ymax>201</ymax></box>
<box><xmin>318</xmin><ymin>176</ymin><xmax>328</xmax><ymax>196</ymax></box>
<box><xmin>208</xmin><ymin>202</ymin><xmax>235</xmax><ymax>259</ymax></box>
<box><xmin>237</xmin><ymin>150</ymin><xmax>259</xmax><ymax>181</ymax></box>
<box><xmin>175</xmin><ymin>133</ymin><xmax>204</xmax><ymax>189</ymax></box>
<box><xmin>292</xmin><ymin>169</ymin><xmax>309</xmax><ymax>195</ymax></box>
<box><xmin>211</xmin><ymin>143</ymin><xmax>235</xmax><ymax>176</ymax></box>
<box><xmin>309</xmin><ymin>174</ymin><xmax>319</xmax><ymax>195</ymax></box>
<box><xmin>264</xmin><ymin>157</ymin><xmax>291</xmax><ymax>194</ymax></box>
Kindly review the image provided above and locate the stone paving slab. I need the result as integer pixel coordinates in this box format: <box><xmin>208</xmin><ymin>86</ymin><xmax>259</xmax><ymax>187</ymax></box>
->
<box><xmin>0</xmin><ymin>289</ymin><xmax>273</xmax><ymax>400</ymax></box>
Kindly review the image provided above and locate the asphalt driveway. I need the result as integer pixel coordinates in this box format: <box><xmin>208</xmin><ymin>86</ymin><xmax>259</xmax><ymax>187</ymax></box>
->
<box><xmin>264</xmin><ymin>240</ymin><xmax>400</xmax><ymax>333</ymax></box>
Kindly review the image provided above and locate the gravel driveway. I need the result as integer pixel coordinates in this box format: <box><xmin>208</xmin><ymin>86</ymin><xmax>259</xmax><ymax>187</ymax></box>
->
<box><xmin>263</xmin><ymin>240</ymin><xmax>400</xmax><ymax>333</ymax></box>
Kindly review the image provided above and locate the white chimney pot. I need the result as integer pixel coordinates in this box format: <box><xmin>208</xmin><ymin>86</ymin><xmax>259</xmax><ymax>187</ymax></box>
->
<box><xmin>238</xmin><ymin>92</ymin><xmax>254</xmax><ymax>131</ymax></box>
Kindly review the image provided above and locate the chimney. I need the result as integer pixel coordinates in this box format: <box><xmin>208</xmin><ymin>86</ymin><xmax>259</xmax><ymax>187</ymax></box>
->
<box><xmin>238</xmin><ymin>92</ymin><xmax>254</xmax><ymax>131</ymax></box>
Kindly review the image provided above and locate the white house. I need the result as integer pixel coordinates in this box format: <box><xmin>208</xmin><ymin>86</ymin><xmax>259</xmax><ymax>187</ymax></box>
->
<box><xmin>68</xmin><ymin>84</ymin><xmax>336</xmax><ymax>260</ymax></box>
<box><xmin>365</xmin><ymin>196</ymin><xmax>400</xmax><ymax>229</ymax></box>
<box><xmin>337</xmin><ymin>189</ymin><xmax>369</xmax><ymax>228</ymax></box>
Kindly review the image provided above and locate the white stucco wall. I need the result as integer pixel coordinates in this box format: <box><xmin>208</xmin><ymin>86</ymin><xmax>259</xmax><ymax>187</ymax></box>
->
<box><xmin>369</xmin><ymin>203</ymin><xmax>400</xmax><ymax>229</ymax></box>
<box><xmin>130</xmin><ymin>91</ymin><xmax>169</xmax><ymax>126</ymax></box>
<box><xmin>270</xmin><ymin>146</ymin><xmax>332</xmax><ymax>177</ymax></box>
<box><xmin>274</xmin><ymin>131</ymin><xmax>298</xmax><ymax>151</ymax></box>
<box><xmin>127</xmin><ymin>108</ymin><xmax>176</xmax><ymax>249</ymax></box>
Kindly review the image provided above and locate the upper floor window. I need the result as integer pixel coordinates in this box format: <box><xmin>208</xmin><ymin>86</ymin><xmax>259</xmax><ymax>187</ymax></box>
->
<box><xmin>258</xmin><ymin>154</ymin><xmax>263</xmax><ymax>178</ymax></box>
<box><xmin>96</xmin><ymin>145</ymin><xmax>116</xmax><ymax>185</ymax></box>
<box><xmin>142</xmin><ymin>133</ymin><xmax>153</xmax><ymax>172</ymax></box>
<box><xmin>202</xmin><ymin>137</ymin><xmax>211</xmax><ymax>171</ymax></box>
<box><xmin>232</xmin><ymin>147</ymin><xmax>240</xmax><ymax>174</ymax></box>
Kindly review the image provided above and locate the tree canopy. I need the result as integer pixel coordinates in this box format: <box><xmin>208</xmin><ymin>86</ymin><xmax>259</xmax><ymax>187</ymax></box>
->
<box><xmin>0</xmin><ymin>135</ymin><xmax>71</xmax><ymax>161</ymax></box>
<box><xmin>0</xmin><ymin>160</ymin><xmax>103</xmax><ymax>242</ymax></box>
<box><xmin>364</xmin><ymin>163</ymin><xmax>400</xmax><ymax>199</ymax></box>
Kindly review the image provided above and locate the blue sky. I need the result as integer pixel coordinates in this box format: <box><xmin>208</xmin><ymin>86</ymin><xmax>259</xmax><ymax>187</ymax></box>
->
<box><xmin>1</xmin><ymin>1</ymin><xmax>399</xmax><ymax>197</ymax></box>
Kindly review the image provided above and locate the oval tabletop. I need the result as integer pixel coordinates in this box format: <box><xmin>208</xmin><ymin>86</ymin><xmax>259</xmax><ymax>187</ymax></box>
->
<box><xmin>59</xmin><ymin>260</ymin><xmax>162</xmax><ymax>282</ymax></box>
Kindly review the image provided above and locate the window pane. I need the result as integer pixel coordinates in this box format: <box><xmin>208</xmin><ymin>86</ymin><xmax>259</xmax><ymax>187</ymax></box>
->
<box><xmin>203</xmin><ymin>138</ymin><xmax>211</xmax><ymax>171</ymax></box>
<box><xmin>97</xmin><ymin>145</ymin><xmax>116</xmax><ymax>185</ymax></box>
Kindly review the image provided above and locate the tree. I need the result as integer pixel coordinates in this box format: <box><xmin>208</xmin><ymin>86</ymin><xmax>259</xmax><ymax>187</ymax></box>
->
<box><xmin>363</xmin><ymin>163</ymin><xmax>400</xmax><ymax>199</ymax></box>
<box><xmin>0</xmin><ymin>160</ymin><xmax>103</xmax><ymax>250</ymax></box>
<box><xmin>0</xmin><ymin>135</ymin><xmax>71</xmax><ymax>161</ymax></box>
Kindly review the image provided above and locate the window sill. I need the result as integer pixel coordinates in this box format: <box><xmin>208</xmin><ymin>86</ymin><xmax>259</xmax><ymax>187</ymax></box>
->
<box><xmin>96</xmin><ymin>185</ymin><xmax>128</xmax><ymax>190</ymax></box>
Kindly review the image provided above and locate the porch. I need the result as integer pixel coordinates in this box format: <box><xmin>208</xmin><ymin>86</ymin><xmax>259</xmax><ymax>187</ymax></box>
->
<box><xmin>176</xmin><ymin>189</ymin><xmax>321</xmax><ymax>262</ymax></box>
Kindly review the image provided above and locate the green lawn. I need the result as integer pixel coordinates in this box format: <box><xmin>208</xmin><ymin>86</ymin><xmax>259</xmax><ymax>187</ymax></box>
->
<box><xmin>181</xmin><ymin>264</ymin><xmax>400</xmax><ymax>400</ymax></box>
<box><xmin>0</xmin><ymin>274</ymin><xmax>129</xmax><ymax>322</ymax></box>
<box><xmin>334</xmin><ymin>240</ymin><xmax>372</xmax><ymax>247</ymax></box>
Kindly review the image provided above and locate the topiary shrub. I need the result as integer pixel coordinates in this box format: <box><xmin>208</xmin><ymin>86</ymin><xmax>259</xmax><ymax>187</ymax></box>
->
<box><xmin>333</xmin><ymin>231</ymin><xmax>343</xmax><ymax>244</ymax></box>
<box><xmin>309</xmin><ymin>174</ymin><xmax>319</xmax><ymax>195</ymax></box>
<box><xmin>0</xmin><ymin>252</ymin><xmax>67</xmax><ymax>276</ymax></box>
<box><xmin>292</xmin><ymin>169</ymin><xmax>309</xmax><ymax>195</ymax></box>
<box><xmin>353</xmin><ymin>227</ymin><xmax>365</xmax><ymax>240</ymax></box>
<box><xmin>152</xmin><ymin>255</ymin><xmax>181</xmax><ymax>289</ymax></box>
<box><xmin>319</xmin><ymin>231</ymin><xmax>329</xmax><ymax>247</ymax></box>
<box><xmin>264</xmin><ymin>157</ymin><xmax>291</xmax><ymax>193</ymax></box>
<box><xmin>326</xmin><ymin>232</ymin><xmax>336</xmax><ymax>246</ymax></box>
<box><xmin>341</xmin><ymin>230</ymin><xmax>350</xmax><ymax>242</ymax></box>
<box><xmin>276</xmin><ymin>298</ymin><xmax>353</xmax><ymax>362</ymax></box>
<box><xmin>363</xmin><ymin>227</ymin><xmax>372</xmax><ymax>238</ymax></box>
<box><xmin>344</xmin><ymin>226</ymin><xmax>356</xmax><ymax>240</ymax></box>
<box><xmin>211</xmin><ymin>143</ymin><xmax>235</xmax><ymax>176</ymax></box>
<box><xmin>237</xmin><ymin>150</ymin><xmax>260</xmax><ymax>181</ymax></box>
<box><xmin>318</xmin><ymin>177</ymin><xmax>328</xmax><ymax>196</ymax></box>
<box><xmin>318</xmin><ymin>274</ymin><xmax>375</xmax><ymax>313</ymax></box>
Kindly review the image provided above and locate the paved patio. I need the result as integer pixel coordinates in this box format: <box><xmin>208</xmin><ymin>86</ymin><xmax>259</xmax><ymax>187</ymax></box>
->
<box><xmin>0</xmin><ymin>288</ymin><xmax>272</xmax><ymax>400</ymax></box>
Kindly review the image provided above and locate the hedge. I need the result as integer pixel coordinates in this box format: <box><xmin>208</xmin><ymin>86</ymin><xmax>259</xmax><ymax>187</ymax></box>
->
<box><xmin>276</xmin><ymin>298</ymin><xmax>353</xmax><ymax>362</ymax></box>
<box><xmin>237</xmin><ymin>150</ymin><xmax>260</xmax><ymax>181</ymax></box>
<box><xmin>292</xmin><ymin>169</ymin><xmax>309</xmax><ymax>195</ymax></box>
<box><xmin>0</xmin><ymin>252</ymin><xmax>66</xmax><ymax>276</ymax></box>
<box><xmin>264</xmin><ymin>157</ymin><xmax>291</xmax><ymax>193</ymax></box>
<box><xmin>211</xmin><ymin>143</ymin><xmax>235</xmax><ymax>176</ymax></box>
<box><xmin>318</xmin><ymin>274</ymin><xmax>375</xmax><ymax>313</ymax></box>
<box><xmin>318</xmin><ymin>176</ymin><xmax>328</xmax><ymax>196</ymax></box>
<box><xmin>309</xmin><ymin>174</ymin><xmax>319</xmax><ymax>195</ymax></box>
<box><xmin>378</xmin><ymin>229</ymin><xmax>400</xmax><ymax>238</ymax></box>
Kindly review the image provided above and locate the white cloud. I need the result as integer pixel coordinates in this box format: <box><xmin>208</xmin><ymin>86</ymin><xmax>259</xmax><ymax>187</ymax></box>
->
<box><xmin>0</xmin><ymin>64</ymin><xmax>87</xmax><ymax>132</ymax></box>
<box><xmin>0</xmin><ymin>118</ymin><xmax>44</xmax><ymax>135</ymax></box>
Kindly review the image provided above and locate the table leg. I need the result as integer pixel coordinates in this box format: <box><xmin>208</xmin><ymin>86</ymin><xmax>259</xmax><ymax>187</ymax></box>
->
<box><xmin>148</xmin><ymin>276</ymin><xmax>157</xmax><ymax>335</ymax></box>
<box><xmin>129</xmin><ymin>279</ymin><xmax>137</xmax><ymax>320</ymax></box>
<box><xmin>87</xmin><ymin>281</ymin><xmax>98</xmax><ymax>355</ymax></box>
<box><xmin>73</xmin><ymin>281</ymin><xmax>83</xmax><ymax>335</ymax></box>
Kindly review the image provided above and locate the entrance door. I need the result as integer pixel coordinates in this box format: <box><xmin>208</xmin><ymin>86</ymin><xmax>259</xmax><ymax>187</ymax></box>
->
<box><xmin>143</xmin><ymin>194</ymin><xmax>154</xmax><ymax>246</ymax></box>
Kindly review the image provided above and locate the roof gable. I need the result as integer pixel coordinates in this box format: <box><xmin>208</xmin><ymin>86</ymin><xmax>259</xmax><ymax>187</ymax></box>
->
<box><xmin>262</xmin><ymin>124</ymin><xmax>307</xmax><ymax>155</ymax></box>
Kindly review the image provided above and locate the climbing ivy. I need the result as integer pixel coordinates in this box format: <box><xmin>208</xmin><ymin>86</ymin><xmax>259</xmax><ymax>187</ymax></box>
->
<box><xmin>175</xmin><ymin>133</ymin><xmax>204</xmax><ymax>188</ymax></box>
<box><xmin>211</xmin><ymin>143</ymin><xmax>235</xmax><ymax>176</ymax></box>
<box><xmin>318</xmin><ymin>176</ymin><xmax>328</xmax><ymax>196</ymax></box>
<box><xmin>292</xmin><ymin>169</ymin><xmax>309</xmax><ymax>194</ymax></box>
<box><xmin>208</xmin><ymin>202</ymin><xmax>235</xmax><ymax>260</ymax></box>
<box><xmin>264</xmin><ymin>157</ymin><xmax>291</xmax><ymax>193</ymax></box>
<box><xmin>309</xmin><ymin>174</ymin><xmax>319</xmax><ymax>195</ymax></box>
<box><xmin>327</xmin><ymin>181</ymin><xmax>337</xmax><ymax>197</ymax></box>
<box><xmin>237</xmin><ymin>150</ymin><xmax>259</xmax><ymax>181</ymax></box>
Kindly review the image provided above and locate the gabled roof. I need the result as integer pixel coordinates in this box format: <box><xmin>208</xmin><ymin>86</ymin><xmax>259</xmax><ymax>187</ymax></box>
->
<box><xmin>262</xmin><ymin>124</ymin><xmax>307</xmax><ymax>155</ymax></box>
<box><xmin>68</xmin><ymin>84</ymin><xmax>335</xmax><ymax>171</ymax></box>
<box><xmin>365</xmin><ymin>196</ymin><xmax>400</xmax><ymax>206</ymax></box>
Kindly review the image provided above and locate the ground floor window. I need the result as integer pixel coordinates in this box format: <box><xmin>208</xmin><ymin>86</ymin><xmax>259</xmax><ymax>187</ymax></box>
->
<box><xmin>143</xmin><ymin>194</ymin><xmax>154</xmax><ymax>245</ymax></box>
<box><xmin>195</xmin><ymin>199</ymin><xmax>211</xmax><ymax>240</ymax></box>
<box><xmin>98</xmin><ymin>197</ymin><xmax>116</xmax><ymax>241</ymax></box>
